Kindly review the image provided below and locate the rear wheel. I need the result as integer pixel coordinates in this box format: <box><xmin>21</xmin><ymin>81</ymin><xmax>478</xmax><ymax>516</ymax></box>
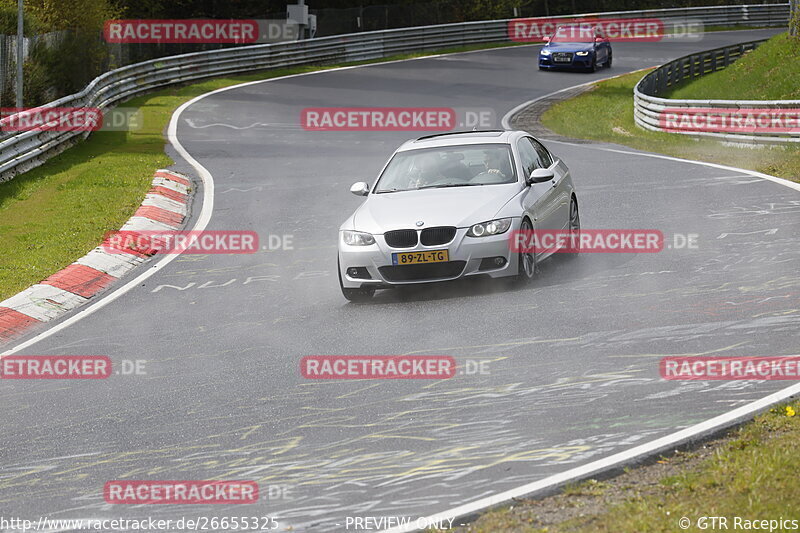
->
<box><xmin>515</xmin><ymin>218</ymin><xmax>538</xmax><ymax>283</ymax></box>
<box><xmin>338</xmin><ymin>258</ymin><xmax>375</xmax><ymax>302</ymax></box>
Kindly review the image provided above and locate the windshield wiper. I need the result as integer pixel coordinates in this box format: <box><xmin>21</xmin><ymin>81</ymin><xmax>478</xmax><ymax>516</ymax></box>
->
<box><xmin>416</xmin><ymin>183</ymin><xmax>483</xmax><ymax>190</ymax></box>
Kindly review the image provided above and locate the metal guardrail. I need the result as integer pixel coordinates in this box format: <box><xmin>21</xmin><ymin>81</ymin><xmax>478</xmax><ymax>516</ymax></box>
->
<box><xmin>0</xmin><ymin>3</ymin><xmax>792</xmax><ymax>182</ymax></box>
<box><xmin>636</xmin><ymin>40</ymin><xmax>765</xmax><ymax>96</ymax></box>
<box><xmin>634</xmin><ymin>39</ymin><xmax>800</xmax><ymax>143</ymax></box>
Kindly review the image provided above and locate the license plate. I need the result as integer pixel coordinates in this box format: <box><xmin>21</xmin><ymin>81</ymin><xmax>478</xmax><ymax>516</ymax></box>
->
<box><xmin>392</xmin><ymin>249</ymin><xmax>449</xmax><ymax>265</ymax></box>
<box><xmin>553</xmin><ymin>53</ymin><xmax>572</xmax><ymax>63</ymax></box>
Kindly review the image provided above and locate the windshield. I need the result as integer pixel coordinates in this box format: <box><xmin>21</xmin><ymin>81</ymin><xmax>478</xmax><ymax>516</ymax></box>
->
<box><xmin>550</xmin><ymin>25</ymin><xmax>601</xmax><ymax>44</ymax></box>
<box><xmin>374</xmin><ymin>144</ymin><xmax>516</xmax><ymax>193</ymax></box>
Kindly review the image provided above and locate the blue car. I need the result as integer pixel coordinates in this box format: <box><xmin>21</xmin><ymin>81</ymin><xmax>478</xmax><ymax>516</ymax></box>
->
<box><xmin>538</xmin><ymin>25</ymin><xmax>612</xmax><ymax>72</ymax></box>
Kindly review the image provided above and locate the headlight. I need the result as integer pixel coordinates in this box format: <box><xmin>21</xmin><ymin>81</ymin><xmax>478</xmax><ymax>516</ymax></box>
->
<box><xmin>467</xmin><ymin>218</ymin><xmax>512</xmax><ymax>237</ymax></box>
<box><xmin>575</xmin><ymin>51</ymin><xmax>590</xmax><ymax>56</ymax></box>
<box><xmin>540</xmin><ymin>49</ymin><xmax>551</xmax><ymax>56</ymax></box>
<box><xmin>342</xmin><ymin>230</ymin><xmax>375</xmax><ymax>246</ymax></box>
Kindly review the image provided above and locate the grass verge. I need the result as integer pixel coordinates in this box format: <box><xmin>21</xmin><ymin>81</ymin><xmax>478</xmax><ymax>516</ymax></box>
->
<box><xmin>442</xmin><ymin>402</ymin><xmax>800</xmax><ymax>532</ymax></box>
<box><xmin>540</xmin><ymin>70</ymin><xmax>800</xmax><ymax>184</ymax></box>
<box><xmin>0</xmin><ymin>41</ymin><xmax>523</xmax><ymax>303</ymax></box>
<box><xmin>666</xmin><ymin>32</ymin><xmax>800</xmax><ymax>100</ymax></box>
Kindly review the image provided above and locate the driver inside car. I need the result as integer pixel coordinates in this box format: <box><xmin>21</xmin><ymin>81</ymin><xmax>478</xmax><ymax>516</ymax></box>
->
<box><xmin>410</xmin><ymin>152</ymin><xmax>447</xmax><ymax>188</ymax></box>
<box><xmin>484</xmin><ymin>150</ymin><xmax>512</xmax><ymax>179</ymax></box>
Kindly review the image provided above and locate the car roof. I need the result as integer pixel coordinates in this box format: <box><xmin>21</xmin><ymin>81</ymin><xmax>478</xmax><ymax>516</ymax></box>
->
<box><xmin>397</xmin><ymin>130</ymin><xmax>524</xmax><ymax>152</ymax></box>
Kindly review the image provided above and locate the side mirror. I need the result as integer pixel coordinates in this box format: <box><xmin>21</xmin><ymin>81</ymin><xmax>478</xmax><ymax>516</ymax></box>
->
<box><xmin>350</xmin><ymin>182</ymin><xmax>370</xmax><ymax>196</ymax></box>
<box><xmin>528</xmin><ymin>168</ymin><xmax>554</xmax><ymax>184</ymax></box>
<box><xmin>594</xmin><ymin>37</ymin><xmax>604</xmax><ymax>43</ymax></box>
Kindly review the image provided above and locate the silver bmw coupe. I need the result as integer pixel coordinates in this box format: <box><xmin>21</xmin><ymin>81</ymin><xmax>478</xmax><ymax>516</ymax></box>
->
<box><xmin>337</xmin><ymin>130</ymin><xmax>579</xmax><ymax>301</ymax></box>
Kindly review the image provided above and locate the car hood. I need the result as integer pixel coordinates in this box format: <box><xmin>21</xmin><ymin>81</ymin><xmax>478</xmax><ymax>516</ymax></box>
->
<box><xmin>353</xmin><ymin>184</ymin><xmax>520</xmax><ymax>233</ymax></box>
<box><xmin>543</xmin><ymin>42</ymin><xmax>594</xmax><ymax>53</ymax></box>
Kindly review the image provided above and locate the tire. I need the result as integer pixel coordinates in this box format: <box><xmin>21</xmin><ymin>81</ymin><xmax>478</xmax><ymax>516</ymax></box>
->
<box><xmin>515</xmin><ymin>218</ymin><xmax>538</xmax><ymax>283</ymax></box>
<box><xmin>589</xmin><ymin>57</ymin><xmax>597</xmax><ymax>72</ymax></box>
<box><xmin>565</xmin><ymin>197</ymin><xmax>581</xmax><ymax>259</ymax></box>
<box><xmin>605</xmin><ymin>52</ymin><xmax>613</xmax><ymax>68</ymax></box>
<box><xmin>338</xmin><ymin>258</ymin><xmax>375</xmax><ymax>302</ymax></box>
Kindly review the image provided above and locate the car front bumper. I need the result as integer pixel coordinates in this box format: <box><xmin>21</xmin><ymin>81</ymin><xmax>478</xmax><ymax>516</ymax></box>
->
<box><xmin>338</xmin><ymin>222</ymin><xmax>521</xmax><ymax>289</ymax></box>
<box><xmin>539</xmin><ymin>54</ymin><xmax>594</xmax><ymax>70</ymax></box>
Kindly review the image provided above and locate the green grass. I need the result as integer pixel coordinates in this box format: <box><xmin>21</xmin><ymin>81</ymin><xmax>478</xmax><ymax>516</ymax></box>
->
<box><xmin>561</xmin><ymin>479</ymin><xmax>609</xmax><ymax>497</ymax></box>
<box><xmin>554</xmin><ymin>404</ymin><xmax>800</xmax><ymax>533</ymax></box>
<box><xmin>0</xmin><ymin>66</ymin><xmax>317</xmax><ymax>301</ymax></box>
<box><xmin>540</xmin><ymin>70</ymin><xmax>800</xmax><ymax>184</ymax></box>
<box><xmin>0</xmin><ymin>42</ymin><xmax>525</xmax><ymax>303</ymax></box>
<box><xmin>667</xmin><ymin>33</ymin><xmax>800</xmax><ymax>100</ymax></box>
<box><xmin>449</xmin><ymin>403</ymin><xmax>800</xmax><ymax>532</ymax></box>
<box><xmin>701</xmin><ymin>24</ymin><xmax>773</xmax><ymax>33</ymax></box>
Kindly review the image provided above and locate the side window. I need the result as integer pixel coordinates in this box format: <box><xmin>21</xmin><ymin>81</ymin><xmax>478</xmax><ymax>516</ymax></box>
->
<box><xmin>529</xmin><ymin>138</ymin><xmax>553</xmax><ymax>168</ymax></box>
<box><xmin>517</xmin><ymin>138</ymin><xmax>539</xmax><ymax>177</ymax></box>
<box><xmin>594</xmin><ymin>27</ymin><xmax>603</xmax><ymax>39</ymax></box>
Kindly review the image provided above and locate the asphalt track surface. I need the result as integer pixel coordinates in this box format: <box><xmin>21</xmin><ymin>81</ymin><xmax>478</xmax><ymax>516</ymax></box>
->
<box><xmin>2</xmin><ymin>29</ymin><xmax>798</xmax><ymax>532</ymax></box>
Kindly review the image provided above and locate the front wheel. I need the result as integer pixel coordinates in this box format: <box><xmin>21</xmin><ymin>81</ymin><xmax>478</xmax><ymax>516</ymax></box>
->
<box><xmin>565</xmin><ymin>197</ymin><xmax>581</xmax><ymax>259</ymax></box>
<box><xmin>338</xmin><ymin>258</ymin><xmax>375</xmax><ymax>302</ymax></box>
<box><xmin>515</xmin><ymin>218</ymin><xmax>538</xmax><ymax>284</ymax></box>
<box><xmin>605</xmin><ymin>52</ymin><xmax>613</xmax><ymax>68</ymax></box>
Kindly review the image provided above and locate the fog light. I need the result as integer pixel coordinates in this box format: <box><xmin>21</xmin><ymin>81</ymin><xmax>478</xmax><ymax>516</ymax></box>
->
<box><xmin>478</xmin><ymin>257</ymin><xmax>507</xmax><ymax>271</ymax></box>
<box><xmin>346</xmin><ymin>267</ymin><xmax>371</xmax><ymax>279</ymax></box>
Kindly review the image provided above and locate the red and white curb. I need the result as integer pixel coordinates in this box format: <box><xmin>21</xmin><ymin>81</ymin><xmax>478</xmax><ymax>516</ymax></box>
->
<box><xmin>0</xmin><ymin>169</ymin><xmax>191</xmax><ymax>344</ymax></box>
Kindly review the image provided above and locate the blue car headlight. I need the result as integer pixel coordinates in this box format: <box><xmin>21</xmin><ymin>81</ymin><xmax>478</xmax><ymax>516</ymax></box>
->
<box><xmin>575</xmin><ymin>51</ymin><xmax>590</xmax><ymax>56</ymax></box>
<box><xmin>540</xmin><ymin>49</ymin><xmax>551</xmax><ymax>56</ymax></box>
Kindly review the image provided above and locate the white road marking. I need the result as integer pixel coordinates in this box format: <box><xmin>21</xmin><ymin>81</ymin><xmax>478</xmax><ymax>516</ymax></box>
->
<box><xmin>0</xmin><ymin>45</ymin><xmax>538</xmax><ymax>356</ymax></box>
<box><xmin>381</xmin><ymin>70</ymin><xmax>800</xmax><ymax>533</ymax></box>
<box><xmin>380</xmin><ymin>382</ymin><xmax>800</xmax><ymax>533</ymax></box>
<box><xmin>3</xmin><ymin>36</ymin><xmax>795</xmax><ymax>533</ymax></box>
<box><xmin>718</xmin><ymin>228</ymin><xmax>779</xmax><ymax>239</ymax></box>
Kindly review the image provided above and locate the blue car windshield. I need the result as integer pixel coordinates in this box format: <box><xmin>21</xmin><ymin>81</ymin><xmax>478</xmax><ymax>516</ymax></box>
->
<box><xmin>374</xmin><ymin>144</ymin><xmax>517</xmax><ymax>193</ymax></box>
<box><xmin>550</xmin><ymin>25</ymin><xmax>598</xmax><ymax>43</ymax></box>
